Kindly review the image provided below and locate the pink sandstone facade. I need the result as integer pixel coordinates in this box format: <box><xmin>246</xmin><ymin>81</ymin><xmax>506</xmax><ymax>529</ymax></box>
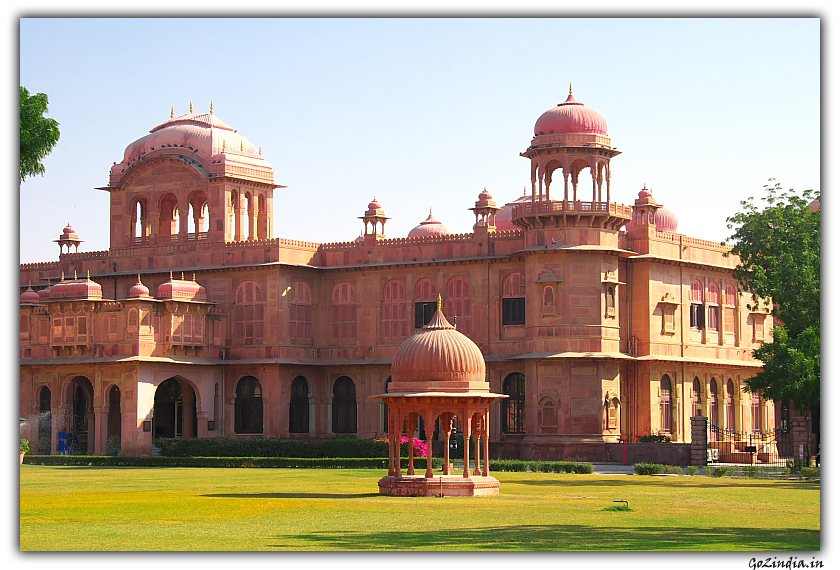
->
<box><xmin>19</xmin><ymin>91</ymin><xmax>776</xmax><ymax>460</ymax></box>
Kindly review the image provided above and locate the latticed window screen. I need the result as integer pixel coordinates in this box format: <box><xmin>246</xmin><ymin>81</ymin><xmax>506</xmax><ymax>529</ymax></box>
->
<box><xmin>502</xmin><ymin>373</ymin><xmax>526</xmax><ymax>433</ymax></box>
<box><xmin>445</xmin><ymin>275</ymin><xmax>471</xmax><ymax>334</ymax></box>
<box><xmin>234</xmin><ymin>281</ymin><xmax>264</xmax><ymax>344</ymax></box>
<box><xmin>38</xmin><ymin>317</ymin><xmax>49</xmax><ymax>344</ymax></box>
<box><xmin>331</xmin><ymin>283</ymin><xmax>357</xmax><ymax>344</ymax></box>
<box><xmin>108</xmin><ymin>314</ymin><xmax>118</xmax><ymax>341</ymax></box>
<box><xmin>381</xmin><ymin>279</ymin><xmax>408</xmax><ymax>341</ymax></box>
<box><xmin>289</xmin><ymin>281</ymin><xmax>314</xmax><ymax>345</ymax></box>
<box><xmin>660</xmin><ymin>375</ymin><xmax>673</xmax><ymax>433</ymax></box>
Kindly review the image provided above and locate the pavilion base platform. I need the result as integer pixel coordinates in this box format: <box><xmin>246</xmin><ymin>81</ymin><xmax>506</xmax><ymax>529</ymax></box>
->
<box><xmin>378</xmin><ymin>474</ymin><xmax>501</xmax><ymax>497</ymax></box>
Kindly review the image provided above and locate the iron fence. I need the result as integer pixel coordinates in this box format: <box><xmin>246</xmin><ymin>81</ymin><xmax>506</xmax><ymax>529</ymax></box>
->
<box><xmin>707</xmin><ymin>421</ymin><xmax>793</xmax><ymax>466</ymax></box>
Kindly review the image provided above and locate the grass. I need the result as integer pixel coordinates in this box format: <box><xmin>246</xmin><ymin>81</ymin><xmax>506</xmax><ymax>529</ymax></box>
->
<box><xmin>19</xmin><ymin>465</ymin><xmax>820</xmax><ymax>551</ymax></box>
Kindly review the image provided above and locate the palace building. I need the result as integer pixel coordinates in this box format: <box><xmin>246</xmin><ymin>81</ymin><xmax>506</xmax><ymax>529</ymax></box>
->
<box><xmin>19</xmin><ymin>91</ymin><xmax>775</xmax><ymax>459</ymax></box>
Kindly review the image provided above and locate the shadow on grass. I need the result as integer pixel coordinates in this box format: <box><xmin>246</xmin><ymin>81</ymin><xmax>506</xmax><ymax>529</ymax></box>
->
<box><xmin>273</xmin><ymin>523</ymin><xmax>819</xmax><ymax>551</ymax></box>
<box><xmin>204</xmin><ymin>492</ymin><xmax>381</xmax><ymax>499</ymax></box>
<box><xmin>505</xmin><ymin>478</ymin><xmax>821</xmax><ymax>490</ymax></box>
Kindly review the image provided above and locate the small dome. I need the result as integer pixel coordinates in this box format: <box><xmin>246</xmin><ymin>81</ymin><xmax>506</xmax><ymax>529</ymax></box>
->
<box><xmin>533</xmin><ymin>90</ymin><xmax>608</xmax><ymax>137</ymax></box>
<box><xmin>390</xmin><ymin>307</ymin><xmax>487</xmax><ymax>393</ymax></box>
<box><xmin>368</xmin><ymin>197</ymin><xmax>382</xmax><ymax>211</ymax></box>
<box><xmin>408</xmin><ymin>210</ymin><xmax>453</xmax><ymax>238</ymax></box>
<box><xmin>20</xmin><ymin>285</ymin><xmax>40</xmax><ymax>304</ymax></box>
<box><xmin>478</xmin><ymin>188</ymin><xmax>493</xmax><ymax>201</ymax></box>
<box><xmin>38</xmin><ymin>284</ymin><xmax>52</xmax><ymax>301</ymax></box>
<box><xmin>655</xmin><ymin>207</ymin><xmax>679</xmax><ymax>232</ymax></box>
<box><xmin>127</xmin><ymin>276</ymin><xmax>152</xmax><ymax>299</ymax></box>
<box><xmin>157</xmin><ymin>273</ymin><xmax>206</xmax><ymax>302</ymax></box>
<box><xmin>59</xmin><ymin>223</ymin><xmax>80</xmax><ymax>241</ymax></box>
<box><xmin>49</xmin><ymin>272</ymin><xmax>103</xmax><ymax>301</ymax></box>
<box><xmin>494</xmin><ymin>194</ymin><xmax>533</xmax><ymax>231</ymax></box>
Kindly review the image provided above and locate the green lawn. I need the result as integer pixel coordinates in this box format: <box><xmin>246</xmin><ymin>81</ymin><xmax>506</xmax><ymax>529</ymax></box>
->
<box><xmin>19</xmin><ymin>465</ymin><xmax>820</xmax><ymax>551</ymax></box>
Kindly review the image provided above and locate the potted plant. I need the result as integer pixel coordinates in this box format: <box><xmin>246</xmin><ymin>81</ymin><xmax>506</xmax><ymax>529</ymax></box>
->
<box><xmin>20</xmin><ymin>438</ymin><xmax>31</xmax><ymax>465</ymax></box>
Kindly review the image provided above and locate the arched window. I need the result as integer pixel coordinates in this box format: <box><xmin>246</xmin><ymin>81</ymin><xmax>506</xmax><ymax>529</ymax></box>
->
<box><xmin>414</xmin><ymin>277</ymin><xmax>438</xmax><ymax>328</ymax></box>
<box><xmin>659</xmin><ymin>375</ymin><xmax>673</xmax><ymax>434</ymax></box>
<box><xmin>693</xmin><ymin>377</ymin><xmax>702</xmax><ymax>417</ymax></box>
<box><xmin>502</xmin><ymin>272</ymin><xmax>526</xmax><ymax>325</ymax></box>
<box><xmin>131</xmin><ymin>197</ymin><xmax>148</xmax><ymax>242</ymax></box>
<box><xmin>20</xmin><ymin>314</ymin><xmax>29</xmax><ymax>340</ymax></box>
<box><xmin>542</xmin><ymin>286</ymin><xmax>555</xmax><ymax>310</ymax></box>
<box><xmin>607</xmin><ymin>397</ymin><xmax>620</xmax><ymax>430</ymax></box>
<box><xmin>690</xmin><ymin>280</ymin><xmax>705</xmax><ymax>329</ymax></box>
<box><xmin>158</xmin><ymin>193</ymin><xmax>179</xmax><ymax>238</ymax></box>
<box><xmin>724</xmin><ymin>283</ymin><xmax>738</xmax><ymax>334</ymax></box>
<box><xmin>605</xmin><ymin>286</ymin><xmax>616</xmax><ymax>317</ymax></box>
<box><xmin>725</xmin><ymin>379</ymin><xmax>736</xmax><ymax>431</ymax></box>
<box><xmin>289</xmin><ymin>376</ymin><xmax>310</xmax><ymax>434</ymax></box>
<box><xmin>245</xmin><ymin>192</ymin><xmax>255</xmax><ymax>241</ymax></box>
<box><xmin>235</xmin><ymin>376</ymin><xmax>263</xmax><ymax>434</ymax></box>
<box><xmin>445</xmin><ymin>276</ymin><xmax>471</xmax><ymax>334</ymax></box>
<box><xmin>708</xmin><ymin>282</ymin><xmax>720</xmax><ymax>331</ymax></box>
<box><xmin>502</xmin><ymin>373</ymin><xmax>525</xmax><ymax>433</ymax></box>
<box><xmin>38</xmin><ymin>386</ymin><xmax>51</xmax><ymax>454</ymax></box>
<box><xmin>289</xmin><ymin>281</ymin><xmax>313</xmax><ymax>345</ymax></box>
<box><xmin>257</xmin><ymin>194</ymin><xmax>268</xmax><ymax>240</ymax></box>
<box><xmin>332</xmin><ymin>376</ymin><xmax>357</xmax><ymax>434</ymax></box>
<box><xmin>331</xmin><ymin>283</ymin><xmax>357</xmax><ymax>344</ymax></box>
<box><xmin>382</xmin><ymin>280</ymin><xmax>408</xmax><ymax>342</ymax></box>
<box><xmin>234</xmin><ymin>281</ymin><xmax>264</xmax><ymax>344</ymax></box>
<box><xmin>710</xmin><ymin>378</ymin><xmax>720</xmax><ymax>427</ymax></box>
<box><xmin>539</xmin><ymin>397</ymin><xmax>557</xmax><ymax>429</ymax></box>
<box><xmin>751</xmin><ymin>390</ymin><xmax>762</xmax><ymax>434</ymax></box>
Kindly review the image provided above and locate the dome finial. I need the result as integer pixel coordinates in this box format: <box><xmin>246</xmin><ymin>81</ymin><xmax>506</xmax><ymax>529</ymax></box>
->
<box><xmin>210</xmin><ymin>101</ymin><xmax>214</xmax><ymax>115</ymax></box>
<box><xmin>87</xmin><ymin>270</ymin><xmax>90</xmax><ymax>279</ymax></box>
<box><xmin>189</xmin><ymin>101</ymin><xmax>194</xmax><ymax>113</ymax></box>
<box><xmin>171</xmin><ymin>106</ymin><xmax>174</xmax><ymax>119</ymax></box>
<box><xmin>259</xmin><ymin>146</ymin><xmax>262</xmax><ymax>156</ymax></box>
<box><xmin>437</xmin><ymin>294</ymin><xmax>443</xmax><ymax>312</ymax></box>
<box><xmin>569</xmin><ymin>83</ymin><xmax>573</xmax><ymax>95</ymax></box>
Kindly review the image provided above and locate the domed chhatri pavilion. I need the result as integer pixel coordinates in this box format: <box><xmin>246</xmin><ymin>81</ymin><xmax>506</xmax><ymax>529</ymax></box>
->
<box><xmin>375</xmin><ymin>297</ymin><xmax>506</xmax><ymax>496</ymax></box>
<box><xmin>20</xmin><ymin>92</ymin><xmax>782</xmax><ymax>469</ymax></box>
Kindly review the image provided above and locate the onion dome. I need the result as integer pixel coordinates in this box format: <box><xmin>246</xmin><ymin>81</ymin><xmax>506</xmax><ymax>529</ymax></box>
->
<box><xmin>354</xmin><ymin>233</ymin><xmax>365</xmax><ymax>243</ymax></box>
<box><xmin>390</xmin><ymin>302</ymin><xmax>488</xmax><ymax>394</ymax></box>
<box><xmin>20</xmin><ymin>285</ymin><xmax>40</xmax><ymax>304</ymax></box>
<box><xmin>38</xmin><ymin>282</ymin><xmax>52</xmax><ymax>301</ymax></box>
<box><xmin>156</xmin><ymin>272</ymin><xmax>207</xmax><ymax>302</ymax></box>
<box><xmin>624</xmin><ymin>186</ymin><xmax>679</xmax><ymax>233</ymax></box>
<box><xmin>59</xmin><ymin>223</ymin><xmax>79</xmax><ymax>242</ymax></box>
<box><xmin>534</xmin><ymin>88</ymin><xmax>608</xmax><ymax>137</ymax></box>
<box><xmin>407</xmin><ymin>209</ymin><xmax>453</xmax><ymax>238</ymax></box>
<box><xmin>809</xmin><ymin>198</ymin><xmax>820</xmax><ymax>212</ymax></box>
<box><xmin>127</xmin><ymin>275</ymin><xmax>152</xmax><ymax>299</ymax></box>
<box><xmin>474</xmin><ymin>187</ymin><xmax>497</xmax><ymax>208</ymax></box>
<box><xmin>494</xmin><ymin>194</ymin><xmax>533</xmax><ymax>231</ymax></box>
<box><xmin>368</xmin><ymin>198</ymin><xmax>382</xmax><ymax>211</ymax></box>
<box><xmin>49</xmin><ymin>271</ymin><xmax>103</xmax><ymax>301</ymax></box>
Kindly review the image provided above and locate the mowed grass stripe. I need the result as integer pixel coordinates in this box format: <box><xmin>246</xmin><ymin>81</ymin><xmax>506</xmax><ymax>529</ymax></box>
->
<box><xmin>20</xmin><ymin>465</ymin><xmax>819</xmax><ymax>551</ymax></box>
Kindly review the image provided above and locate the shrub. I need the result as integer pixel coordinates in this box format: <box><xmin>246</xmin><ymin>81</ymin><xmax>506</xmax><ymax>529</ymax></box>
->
<box><xmin>634</xmin><ymin>463</ymin><xmax>665</xmax><ymax>475</ymax></box>
<box><xmin>799</xmin><ymin>467</ymin><xmax>820</xmax><ymax>481</ymax></box>
<box><xmin>686</xmin><ymin>466</ymin><xmax>699</xmax><ymax>476</ymax></box>
<box><xmin>636</xmin><ymin>434</ymin><xmax>671</xmax><ymax>443</ymax></box>
<box><xmin>787</xmin><ymin>459</ymin><xmax>805</xmax><ymax>473</ymax></box>
<box><xmin>154</xmin><ymin>437</ymin><xmax>390</xmax><ymax>458</ymax></box>
<box><xmin>20</xmin><ymin>438</ymin><xmax>31</xmax><ymax>453</ymax></box>
<box><xmin>398</xmin><ymin>437</ymin><xmax>429</xmax><ymax>458</ymax></box>
<box><xmin>23</xmin><ymin>455</ymin><xmax>444</xmax><ymax>469</ymax></box>
<box><xmin>488</xmin><ymin>459</ymin><xmax>593</xmax><ymax>473</ymax></box>
<box><xmin>664</xmin><ymin>465</ymin><xmax>683</xmax><ymax>475</ymax></box>
<box><xmin>741</xmin><ymin>465</ymin><xmax>760</xmax><ymax>478</ymax></box>
<box><xmin>709</xmin><ymin>466</ymin><xmax>730</xmax><ymax>478</ymax></box>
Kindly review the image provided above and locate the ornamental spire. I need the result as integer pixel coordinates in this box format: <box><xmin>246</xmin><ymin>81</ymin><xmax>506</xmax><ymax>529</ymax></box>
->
<box><xmin>210</xmin><ymin>101</ymin><xmax>214</xmax><ymax>114</ymax></box>
<box><xmin>189</xmin><ymin>101</ymin><xmax>194</xmax><ymax>113</ymax></box>
<box><xmin>437</xmin><ymin>294</ymin><xmax>443</xmax><ymax>312</ymax></box>
<box><xmin>171</xmin><ymin>106</ymin><xmax>174</xmax><ymax>119</ymax></box>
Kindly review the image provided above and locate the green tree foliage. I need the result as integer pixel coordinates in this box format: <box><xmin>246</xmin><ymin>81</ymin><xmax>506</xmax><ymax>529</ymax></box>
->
<box><xmin>20</xmin><ymin>86</ymin><xmax>60</xmax><ymax>182</ymax></box>
<box><xmin>726</xmin><ymin>180</ymin><xmax>820</xmax><ymax>434</ymax></box>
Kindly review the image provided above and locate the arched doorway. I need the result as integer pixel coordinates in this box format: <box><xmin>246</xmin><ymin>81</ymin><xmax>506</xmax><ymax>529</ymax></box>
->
<box><xmin>67</xmin><ymin>376</ymin><xmax>94</xmax><ymax>454</ymax></box>
<box><xmin>107</xmin><ymin>385</ymin><xmax>122</xmax><ymax>448</ymax></box>
<box><xmin>332</xmin><ymin>376</ymin><xmax>357</xmax><ymax>434</ymax></box>
<box><xmin>38</xmin><ymin>386</ymin><xmax>51</xmax><ymax>455</ymax></box>
<box><xmin>235</xmin><ymin>376</ymin><xmax>263</xmax><ymax>434</ymax></box>
<box><xmin>660</xmin><ymin>375</ymin><xmax>673</xmax><ymax>434</ymax></box>
<box><xmin>289</xmin><ymin>376</ymin><xmax>310</xmax><ymax>434</ymax></box>
<box><xmin>502</xmin><ymin>373</ymin><xmax>525</xmax><ymax>434</ymax></box>
<box><xmin>153</xmin><ymin>377</ymin><xmax>198</xmax><ymax>439</ymax></box>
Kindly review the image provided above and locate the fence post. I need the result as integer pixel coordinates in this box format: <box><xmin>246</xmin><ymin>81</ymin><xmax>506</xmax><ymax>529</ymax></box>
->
<box><xmin>791</xmin><ymin>415</ymin><xmax>810</xmax><ymax>465</ymax></box>
<box><xmin>690</xmin><ymin>415</ymin><xmax>707</xmax><ymax>467</ymax></box>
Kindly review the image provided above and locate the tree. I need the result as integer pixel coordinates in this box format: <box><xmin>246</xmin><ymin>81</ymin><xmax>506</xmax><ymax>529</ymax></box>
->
<box><xmin>726</xmin><ymin>180</ymin><xmax>820</xmax><ymax>459</ymax></box>
<box><xmin>20</xmin><ymin>86</ymin><xmax>60</xmax><ymax>182</ymax></box>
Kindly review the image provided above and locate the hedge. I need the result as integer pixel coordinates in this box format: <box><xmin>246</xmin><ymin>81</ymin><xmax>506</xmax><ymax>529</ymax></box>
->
<box><xmin>489</xmin><ymin>460</ymin><xmax>593</xmax><ymax>474</ymax></box>
<box><xmin>633</xmin><ymin>462</ymin><xmax>666</xmax><ymax>475</ymax></box>
<box><xmin>153</xmin><ymin>437</ymin><xmax>390</xmax><ymax>458</ymax></box>
<box><xmin>23</xmin><ymin>455</ymin><xmax>445</xmax><ymax>469</ymax></box>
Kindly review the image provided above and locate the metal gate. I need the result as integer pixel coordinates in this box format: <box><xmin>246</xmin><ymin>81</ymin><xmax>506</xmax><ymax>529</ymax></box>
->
<box><xmin>707</xmin><ymin>421</ymin><xmax>793</xmax><ymax>466</ymax></box>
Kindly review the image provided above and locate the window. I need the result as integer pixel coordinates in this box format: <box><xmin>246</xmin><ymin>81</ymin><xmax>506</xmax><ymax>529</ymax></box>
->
<box><xmin>445</xmin><ymin>276</ymin><xmax>471</xmax><ymax>334</ymax></box>
<box><xmin>725</xmin><ymin>379</ymin><xmax>736</xmax><ymax>431</ymax></box>
<box><xmin>502</xmin><ymin>373</ymin><xmax>526</xmax><ymax>433</ymax></box>
<box><xmin>289</xmin><ymin>376</ymin><xmax>310</xmax><ymax>434</ymax></box>
<box><xmin>689</xmin><ymin>280</ymin><xmax>704</xmax><ymax>329</ymax></box>
<box><xmin>605</xmin><ymin>286</ymin><xmax>616</xmax><ymax>317</ymax></box>
<box><xmin>724</xmin><ymin>284</ymin><xmax>737</xmax><ymax>334</ymax></box>
<box><xmin>710</xmin><ymin>378</ymin><xmax>719</xmax><ymax>427</ymax></box>
<box><xmin>502</xmin><ymin>272</ymin><xmax>526</xmax><ymax>325</ymax></box>
<box><xmin>659</xmin><ymin>375</ymin><xmax>673</xmax><ymax>434</ymax></box>
<box><xmin>331</xmin><ymin>283</ymin><xmax>357</xmax><ymax>344</ymax></box>
<box><xmin>234</xmin><ymin>281</ymin><xmax>264</xmax><ymax>344</ymax></box>
<box><xmin>414</xmin><ymin>278</ymin><xmax>437</xmax><ymax>328</ymax></box>
<box><xmin>20</xmin><ymin>314</ymin><xmax>29</xmax><ymax>340</ymax></box>
<box><xmin>381</xmin><ymin>280</ymin><xmax>408</xmax><ymax>341</ymax></box>
<box><xmin>289</xmin><ymin>281</ymin><xmax>313</xmax><ymax>345</ymax></box>
<box><xmin>332</xmin><ymin>376</ymin><xmax>357</xmax><ymax>434</ymax></box>
<box><xmin>752</xmin><ymin>314</ymin><xmax>766</xmax><ymax>341</ymax></box>
<box><xmin>234</xmin><ymin>376</ymin><xmax>263</xmax><ymax>434</ymax></box>
<box><xmin>542</xmin><ymin>286</ymin><xmax>555</xmax><ymax>311</ymax></box>
<box><xmin>751</xmin><ymin>390</ymin><xmax>762</xmax><ymax>434</ymax></box>
<box><xmin>707</xmin><ymin>282</ymin><xmax>720</xmax><ymax>331</ymax></box>
<box><xmin>692</xmin><ymin>378</ymin><xmax>702</xmax><ymax>417</ymax></box>
<box><xmin>662</xmin><ymin>305</ymin><xmax>676</xmax><ymax>334</ymax></box>
<box><xmin>607</xmin><ymin>398</ymin><xmax>620</xmax><ymax>430</ymax></box>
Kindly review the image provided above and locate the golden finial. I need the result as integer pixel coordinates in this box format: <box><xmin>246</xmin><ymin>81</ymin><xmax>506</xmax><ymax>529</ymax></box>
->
<box><xmin>437</xmin><ymin>294</ymin><xmax>442</xmax><ymax>312</ymax></box>
<box><xmin>569</xmin><ymin>83</ymin><xmax>573</xmax><ymax>95</ymax></box>
<box><xmin>193</xmin><ymin>273</ymin><xmax>197</xmax><ymax>282</ymax></box>
<box><xmin>61</xmin><ymin>271</ymin><xmax>65</xmax><ymax>281</ymax></box>
<box><xmin>137</xmin><ymin>273</ymin><xmax>141</xmax><ymax>283</ymax></box>
<box><xmin>259</xmin><ymin>147</ymin><xmax>262</xmax><ymax>156</ymax></box>
<box><xmin>210</xmin><ymin>101</ymin><xmax>214</xmax><ymax>115</ymax></box>
<box><xmin>181</xmin><ymin>272</ymin><xmax>185</xmax><ymax>280</ymax></box>
<box><xmin>86</xmin><ymin>270</ymin><xmax>90</xmax><ymax>279</ymax></box>
<box><xmin>240</xmin><ymin>141</ymin><xmax>244</xmax><ymax>152</ymax></box>
<box><xmin>169</xmin><ymin>271</ymin><xmax>173</xmax><ymax>279</ymax></box>
<box><xmin>171</xmin><ymin>106</ymin><xmax>174</xmax><ymax>119</ymax></box>
<box><xmin>189</xmin><ymin>101</ymin><xmax>194</xmax><ymax>113</ymax></box>
<box><xmin>523</xmin><ymin>186</ymin><xmax>527</xmax><ymax>196</ymax></box>
<box><xmin>74</xmin><ymin>270</ymin><xmax>78</xmax><ymax>279</ymax></box>
<box><xmin>222</xmin><ymin>140</ymin><xmax>226</xmax><ymax>151</ymax></box>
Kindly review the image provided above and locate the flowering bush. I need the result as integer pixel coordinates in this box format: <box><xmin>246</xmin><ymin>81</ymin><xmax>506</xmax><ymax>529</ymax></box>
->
<box><xmin>399</xmin><ymin>436</ymin><xmax>429</xmax><ymax>458</ymax></box>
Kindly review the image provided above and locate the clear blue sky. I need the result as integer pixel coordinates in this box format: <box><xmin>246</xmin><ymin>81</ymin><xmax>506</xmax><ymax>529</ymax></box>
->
<box><xmin>19</xmin><ymin>17</ymin><xmax>820</xmax><ymax>264</ymax></box>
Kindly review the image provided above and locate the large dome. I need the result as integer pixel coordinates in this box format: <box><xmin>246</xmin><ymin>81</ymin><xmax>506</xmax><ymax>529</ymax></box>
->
<box><xmin>534</xmin><ymin>91</ymin><xmax>608</xmax><ymax>137</ymax></box>
<box><xmin>408</xmin><ymin>210</ymin><xmax>453</xmax><ymax>238</ymax></box>
<box><xmin>494</xmin><ymin>194</ymin><xmax>533</xmax><ymax>231</ymax></box>
<box><xmin>390</xmin><ymin>308</ymin><xmax>488</xmax><ymax>393</ymax></box>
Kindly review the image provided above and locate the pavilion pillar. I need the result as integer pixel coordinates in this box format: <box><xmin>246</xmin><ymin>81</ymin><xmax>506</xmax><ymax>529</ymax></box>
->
<box><xmin>474</xmin><ymin>412</ymin><xmax>481</xmax><ymax>475</ymax></box>
<box><xmin>563</xmin><ymin>172</ymin><xmax>569</xmax><ymax>202</ymax></box>
<box><xmin>395</xmin><ymin>412</ymin><xmax>403</xmax><ymax>477</ymax></box>
<box><xmin>483</xmin><ymin>409</ymin><xmax>490</xmax><ymax>476</ymax></box>
<box><xmin>443</xmin><ymin>415</ymin><xmax>452</xmax><ymax>475</ymax></box>
<box><xmin>408</xmin><ymin>412</ymin><xmax>416</xmax><ymax>476</ymax></box>
<box><xmin>425</xmin><ymin>409</ymin><xmax>434</xmax><ymax>478</ymax></box>
<box><xmin>463</xmin><ymin>408</ymin><xmax>472</xmax><ymax>478</ymax></box>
